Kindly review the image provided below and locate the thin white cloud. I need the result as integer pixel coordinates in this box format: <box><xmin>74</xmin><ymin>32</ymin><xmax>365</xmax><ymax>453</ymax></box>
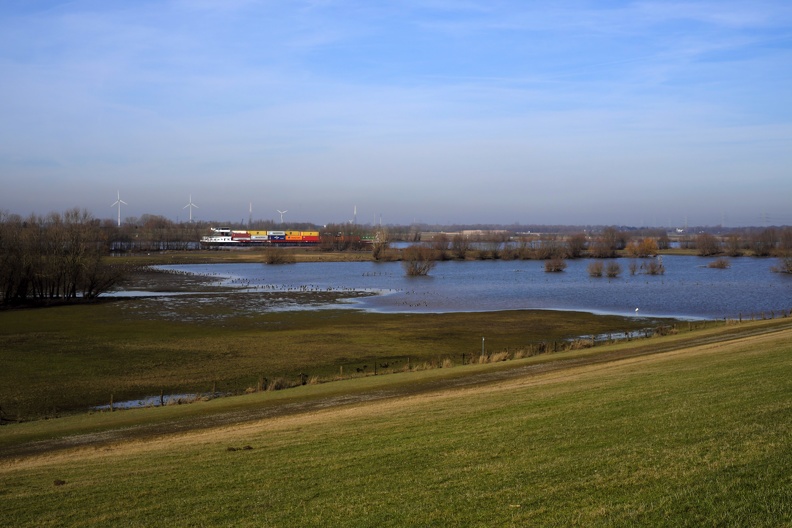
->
<box><xmin>1</xmin><ymin>0</ymin><xmax>790</xmax><ymax>224</ymax></box>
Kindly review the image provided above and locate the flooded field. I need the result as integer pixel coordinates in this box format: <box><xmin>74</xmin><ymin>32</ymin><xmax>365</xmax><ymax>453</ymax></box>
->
<box><xmin>120</xmin><ymin>256</ymin><xmax>791</xmax><ymax>320</ymax></box>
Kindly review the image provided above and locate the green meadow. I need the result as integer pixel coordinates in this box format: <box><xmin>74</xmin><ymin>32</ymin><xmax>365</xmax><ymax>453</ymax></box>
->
<box><xmin>1</xmin><ymin>319</ymin><xmax>791</xmax><ymax>526</ymax></box>
<box><xmin>0</xmin><ymin>297</ymin><xmax>668</xmax><ymax>419</ymax></box>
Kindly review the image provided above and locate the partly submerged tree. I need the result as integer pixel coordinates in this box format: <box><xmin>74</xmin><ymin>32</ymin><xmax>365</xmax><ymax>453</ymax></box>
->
<box><xmin>605</xmin><ymin>261</ymin><xmax>622</xmax><ymax>278</ymax></box>
<box><xmin>772</xmin><ymin>251</ymin><xmax>792</xmax><ymax>274</ymax></box>
<box><xmin>544</xmin><ymin>258</ymin><xmax>567</xmax><ymax>272</ymax></box>
<box><xmin>587</xmin><ymin>261</ymin><xmax>604</xmax><ymax>277</ymax></box>
<box><xmin>401</xmin><ymin>244</ymin><xmax>436</xmax><ymax>276</ymax></box>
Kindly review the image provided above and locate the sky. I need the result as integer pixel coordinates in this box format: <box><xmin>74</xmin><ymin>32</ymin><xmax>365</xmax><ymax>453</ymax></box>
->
<box><xmin>1</xmin><ymin>0</ymin><xmax>791</xmax><ymax>227</ymax></box>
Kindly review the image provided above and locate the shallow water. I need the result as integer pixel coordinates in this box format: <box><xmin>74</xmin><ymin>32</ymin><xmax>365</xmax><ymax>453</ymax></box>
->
<box><xmin>93</xmin><ymin>392</ymin><xmax>225</xmax><ymax>410</ymax></box>
<box><xmin>145</xmin><ymin>256</ymin><xmax>792</xmax><ymax>320</ymax></box>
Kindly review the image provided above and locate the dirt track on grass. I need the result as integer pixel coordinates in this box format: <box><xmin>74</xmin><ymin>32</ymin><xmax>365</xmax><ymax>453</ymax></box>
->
<box><xmin>3</xmin><ymin>321</ymin><xmax>791</xmax><ymax>462</ymax></box>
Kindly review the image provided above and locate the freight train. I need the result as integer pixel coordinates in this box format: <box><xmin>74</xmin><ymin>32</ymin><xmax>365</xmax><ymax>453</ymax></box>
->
<box><xmin>200</xmin><ymin>227</ymin><xmax>320</xmax><ymax>247</ymax></box>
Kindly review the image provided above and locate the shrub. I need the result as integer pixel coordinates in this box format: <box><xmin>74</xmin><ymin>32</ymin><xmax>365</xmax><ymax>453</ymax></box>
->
<box><xmin>625</xmin><ymin>237</ymin><xmax>659</xmax><ymax>258</ymax></box>
<box><xmin>696</xmin><ymin>233</ymin><xmax>722</xmax><ymax>256</ymax></box>
<box><xmin>264</xmin><ymin>248</ymin><xmax>296</xmax><ymax>264</ymax></box>
<box><xmin>266</xmin><ymin>377</ymin><xmax>292</xmax><ymax>391</ymax></box>
<box><xmin>371</xmin><ymin>228</ymin><xmax>390</xmax><ymax>261</ymax></box>
<box><xmin>605</xmin><ymin>262</ymin><xmax>622</xmax><ymax>278</ymax></box>
<box><xmin>451</xmin><ymin>234</ymin><xmax>471</xmax><ymax>259</ymax></box>
<box><xmin>544</xmin><ymin>258</ymin><xmax>567</xmax><ymax>272</ymax></box>
<box><xmin>771</xmin><ymin>254</ymin><xmax>792</xmax><ymax>274</ymax></box>
<box><xmin>707</xmin><ymin>258</ymin><xmax>731</xmax><ymax>269</ymax></box>
<box><xmin>401</xmin><ymin>245</ymin><xmax>437</xmax><ymax>276</ymax></box>
<box><xmin>489</xmin><ymin>351</ymin><xmax>510</xmax><ymax>362</ymax></box>
<box><xmin>644</xmin><ymin>257</ymin><xmax>665</xmax><ymax>275</ymax></box>
<box><xmin>588</xmin><ymin>261</ymin><xmax>604</xmax><ymax>277</ymax></box>
<box><xmin>631</xmin><ymin>258</ymin><xmax>664</xmax><ymax>275</ymax></box>
<box><xmin>567</xmin><ymin>339</ymin><xmax>594</xmax><ymax>350</ymax></box>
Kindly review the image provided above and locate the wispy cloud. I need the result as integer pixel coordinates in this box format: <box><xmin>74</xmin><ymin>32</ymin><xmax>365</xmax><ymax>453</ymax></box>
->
<box><xmin>1</xmin><ymin>0</ymin><xmax>790</xmax><ymax>224</ymax></box>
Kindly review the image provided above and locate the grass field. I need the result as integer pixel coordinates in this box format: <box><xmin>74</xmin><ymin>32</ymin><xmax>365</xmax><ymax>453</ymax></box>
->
<box><xmin>1</xmin><ymin>319</ymin><xmax>791</xmax><ymax>526</ymax></box>
<box><xmin>0</xmin><ymin>295</ymin><xmax>672</xmax><ymax>420</ymax></box>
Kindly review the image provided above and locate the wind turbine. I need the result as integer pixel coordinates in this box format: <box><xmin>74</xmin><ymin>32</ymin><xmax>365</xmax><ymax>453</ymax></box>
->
<box><xmin>277</xmin><ymin>209</ymin><xmax>287</xmax><ymax>223</ymax></box>
<box><xmin>183</xmin><ymin>195</ymin><xmax>198</xmax><ymax>222</ymax></box>
<box><xmin>111</xmin><ymin>190</ymin><xmax>127</xmax><ymax>227</ymax></box>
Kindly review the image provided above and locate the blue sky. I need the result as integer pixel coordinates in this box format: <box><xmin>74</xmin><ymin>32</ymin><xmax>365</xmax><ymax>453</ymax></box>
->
<box><xmin>1</xmin><ymin>1</ymin><xmax>791</xmax><ymax>227</ymax></box>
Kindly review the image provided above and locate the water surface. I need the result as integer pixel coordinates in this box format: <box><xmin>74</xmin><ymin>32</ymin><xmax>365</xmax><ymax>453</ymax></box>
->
<box><xmin>150</xmin><ymin>256</ymin><xmax>792</xmax><ymax>320</ymax></box>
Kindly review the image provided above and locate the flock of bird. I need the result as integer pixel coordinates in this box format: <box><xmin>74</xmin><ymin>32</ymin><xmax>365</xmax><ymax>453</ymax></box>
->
<box><xmin>207</xmin><ymin>273</ymin><xmax>437</xmax><ymax>309</ymax></box>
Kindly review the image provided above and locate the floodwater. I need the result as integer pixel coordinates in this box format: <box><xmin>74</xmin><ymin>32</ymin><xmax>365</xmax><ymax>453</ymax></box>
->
<box><xmin>145</xmin><ymin>256</ymin><xmax>792</xmax><ymax>320</ymax></box>
<box><xmin>93</xmin><ymin>392</ymin><xmax>225</xmax><ymax>411</ymax></box>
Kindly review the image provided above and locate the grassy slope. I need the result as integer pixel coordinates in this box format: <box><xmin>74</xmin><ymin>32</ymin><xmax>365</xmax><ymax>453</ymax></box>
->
<box><xmin>2</xmin><ymin>322</ymin><xmax>791</xmax><ymax>526</ymax></box>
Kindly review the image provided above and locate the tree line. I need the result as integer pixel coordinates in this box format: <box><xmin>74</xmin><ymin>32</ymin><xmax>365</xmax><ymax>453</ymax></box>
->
<box><xmin>413</xmin><ymin>226</ymin><xmax>792</xmax><ymax>260</ymax></box>
<box><xmin>0</xmin><ymin>209</ymin><xmax>123</xmax><ymax>305</ymax></box>
<box><xmin>380</xmin><ymin>226</ymin><xmax>792</xmax><ymax>275</ymax></box>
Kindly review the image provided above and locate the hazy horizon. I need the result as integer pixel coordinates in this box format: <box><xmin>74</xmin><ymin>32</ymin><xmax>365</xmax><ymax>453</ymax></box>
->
<box><xmin>2</xmin><ymin>1</ymin><xmax>791</xmax><ymax>227</ymax></box>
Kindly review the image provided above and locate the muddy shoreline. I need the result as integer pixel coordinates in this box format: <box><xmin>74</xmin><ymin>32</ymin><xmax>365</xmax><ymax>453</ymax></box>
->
<box><xmin>117</xmin><ymin>265</ymin><xmax>236</xmax><ymax>293</ymax></box>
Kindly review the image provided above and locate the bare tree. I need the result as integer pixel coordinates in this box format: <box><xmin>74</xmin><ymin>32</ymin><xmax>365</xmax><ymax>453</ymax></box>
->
<box><xmin>0</xmin><ymin>209</ymin><xmax>123</xmax><ymax>304</ymax></box>
<box><xmin>657</xmin><ymin>232</ymin><xmax>671</xmax><ymax>250</ymax></box>
<box><xmin>773</xmin><ymin>254</ymin><xmax>792</xmax><ymax>274</ymax></box>
<box><xmin>695</xmin><ymin>233</ymin><xmax>721</xmax><ymax>257</ymax></box>
<box><xmin>724</xmin><ymin>233</ymin><xmax>743</xmax><ymax>257</ymax></box>
<box><xmin>565</xmin><ymin>233</ymin><xmax>587</xmax><ymax>259</ymax></box>
<box><xmin>431</xmin><ymin>233</ymin><xmax>450</xmax><ymax>260</ymax></box>
<box><xmin>401</xmin><ymin>245</ymin><xmax>437</xmax><ymax>276</ymax></box>
<box><xmin>774</xmin><ymin>227</ymin><xmax>792</xmax><ymax>273</ymax></box>
<box><xmin>544</xmin><ymin>258</ymin><xmax>567</xmax><ymax>272</ymax></box>
<box><xmin>587</xmin><ymin>226</ymin><xmax>627</xmax><ymax>258</ymax></box>
<box><xmin>451</xmin><ymin>234</ymin><xmax>471</xmax><ymax>260</ymax></box>
<box><xmin>535</xmin><ymin>234</ymin><xmax>563</xmax><ymax>260</ymax></box>
<box><xmin>750</xmin><ymin>228</ymin><xmax>776</xmax><ymax>256</ymax></box>
<box><xmin>626</xmin><ymin>237</ymin><xmax>659</xmax><ymax>258</ymax></box>
<box><xmin>371</xmin><ymin>227</ymin><xmax>390</xmax><ymax>261</ymax></box>
<box><xmin>588</xmin><ymin>261</ymin><xmax>604</xmax><ymax>277</ymax></box>
<box><xmin>605</xmin><ymin>261</ymin><xmax>622</xmax><ymax>278</ymax></box>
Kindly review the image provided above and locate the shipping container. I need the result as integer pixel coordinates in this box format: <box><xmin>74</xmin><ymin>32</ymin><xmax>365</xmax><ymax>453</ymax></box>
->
<box><xmin>285</xmin><ymin>236</ymin><xmax>302</xmax><ymax>242</ymax></box>
<box><xmin>286</xmin><ymin>230</ymin><xmax>301</xmax><ymax>237</ymax></box>
<box><xmin>249</xmin><ymin>230</ymin><xmax>268</xmax><ymax>236</ymax></box>
<box><xmin>301</xmin><ymin>231</ymin><xmax>320</xmax><ymax>237</ymax></box>
<box><xmin>269</xmin><ymin>234</ymin><xmax>286</xmax><ymax>241</ymax></box>
<box><xmin>302</xmin><ymin>235</ymin><xmax>320</xmax><ymax>242</ymax></box>
<box><xmin>268</xmin><ymin>231</ymin><xmax>286</xmax><ymax>236</ymax></box>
